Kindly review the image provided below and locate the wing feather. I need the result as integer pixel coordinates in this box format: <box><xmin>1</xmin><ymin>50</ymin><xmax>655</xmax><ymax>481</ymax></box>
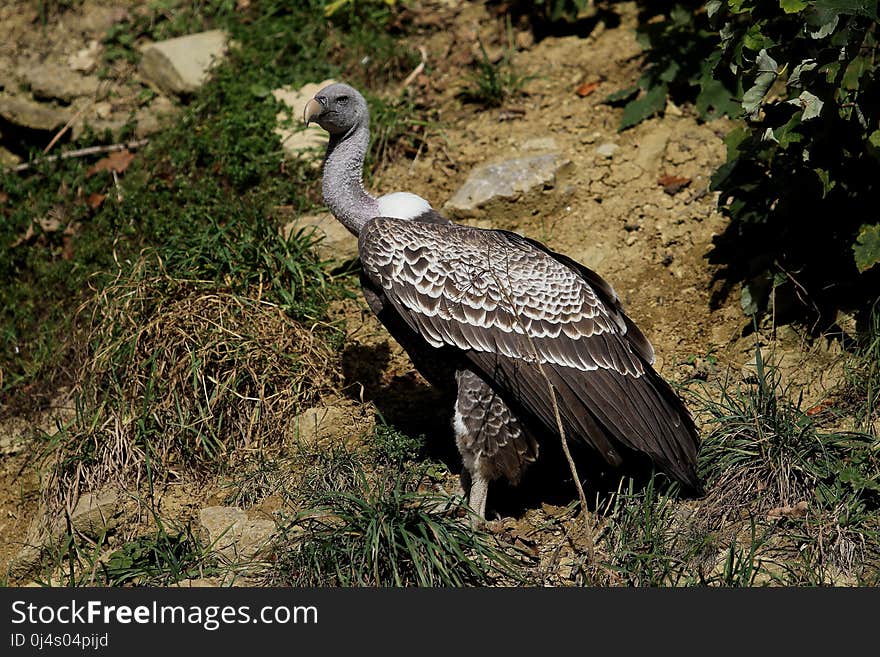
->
<box><xmin>359</xmin><ymin>217</ymin><xmax>700</xmax><ymax>489</ymax></box>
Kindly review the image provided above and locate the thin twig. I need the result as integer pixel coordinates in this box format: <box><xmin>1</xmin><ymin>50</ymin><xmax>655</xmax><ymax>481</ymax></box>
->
<box><xmin>399</xmin><ymin>46</ymin><xmax>428</xmax><ymax>94</ymax></box>
<box><xmin>43</xmin><ymin>101</ymin><xmax>94</xmax><ymax>155</ymax></box>
<box><xmin>111</xmin><ymin>169</ymin><xmax>122</xmax><ymax>203</ymax></box>
<box><xmin>10</xmin><ymin>139</ymin><xmax>150</xmax><ymax>173</ymax></box>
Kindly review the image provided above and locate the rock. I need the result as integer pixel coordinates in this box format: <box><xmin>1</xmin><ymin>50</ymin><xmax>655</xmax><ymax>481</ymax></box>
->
<box><xmin>68</xmin><ymin>40</ymin><xmax>101</xmax><ymax>74</ymax></box>
<box><xmin>634</xmin><ymin>127</ymin><xmax>670</xmax><ymax>171</ymax></box>
<box><xmin>18</xmin><ymin>63</ymin><xmax>99</xmax><ymax>102</ymax></box>
<box><xmin>0</xmin><ymin>145</ymin><xmax>20</xmax><ymax>168</ymax></box>
<box><xmin>515</xmin><ymin>30</ymin><xmax>535</xmax><ymax>51</ymax></box>
<box><xmin>9</xmin><ymin>489</ymin><xmax>122</xmax><ymax>580</ymax></box>
<box><xmin>282</xmin><ymin>212</ymin><xmax>358</xmax><ymax>263</ymax></box>
<box><xmin>139</xmin><ymin>30</ymin><xmax>229</xmax><ymax>96</ymax></box>
<box><xmin>520</xmin><ymin>136</ymin><xmax>558</xmax><ymax>152</ymax></box>
<box><xmin>595</xmin><ymin>142</ymin><xmax>620</xmax><ymax>159</ymax></box>
<box><xmin>445</xmin><ymin>152</ymin><xmax>571</xmax><ymax>212</ymax></box>
<box><xmin>288</xmin><ymin>401</ymin><xmax>376</xmax><ymax>449</ymax></box>
<box><xmin>134</xmin><ymin>95</ymin><xmax>176</xmax><ymax>137</ymax></box>
<box><xmin>273</xmin><ymin>79</ymin><xmax>337</xmax><ymax>164</ymax></box>
<box><xmin>0</xmin><ymin>93</ymin><xmax>71</xmax><ymax>131</ymax></box>
<box><xmin>197</xmin><ymin>506</ymin><xmax>275</xmax><ymax>563</ymax></box>
<box><xmin>171</xmin><ymin>577</ymin><xmax>223</xmax><ymax>587</ymax></box>
<box><xmin>70</xmin><ymin>490</ymin><xmax>122</xmax><ymax>537</ymax></box>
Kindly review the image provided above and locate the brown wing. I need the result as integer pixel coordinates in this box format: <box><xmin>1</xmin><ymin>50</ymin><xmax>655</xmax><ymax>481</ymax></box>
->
<box><xmin>358</xmin><ymin>217</ymin><xmax>701</xmax><ymax>490</ymax></box>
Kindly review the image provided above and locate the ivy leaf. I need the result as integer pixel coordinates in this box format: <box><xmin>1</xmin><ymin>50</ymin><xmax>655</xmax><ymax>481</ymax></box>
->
<box><xmin>869</xmin><ymin>129</ymin><xmax>880</xmax><ymax>148</ymax></box>
<box><xmin>707</xmin><ymin>0</ymin><xmax>723</xmax><ymax>18</ymax></box>
<box><xmin>787</xmin><ymin>90</ymin><xmax>824</xmax><ymax>120</ymax></box>
<box><xmin>788</xmin><ymin>59</ymin><xmax>817</xmax><ymax>88</ymax></box>
<box><xmin>604</xmin><ymin>85</ymin><xmax>639</xmax><ymax>106</ymax></box>
<box><xmin>742</xmin><ymin>49</ymin><xmax>779</xmax><ymax>119</ymax></box>
<box><xmin>780</xmin><ymin>0</ymin><xmax>808</xmax><ymax>12</ymax></box>
<box><xmin>809</xmin><ymin>11</ymin><xmax>840</xmax><ymax>38</ymax></box>
<box><xmin>814</xmin><ymin>168</ymin><xmax>835</xmax><ymax>196</ymax></box>
<box><xmin>741</xmin><ymin>274</ymin><xmax>772</xmax><ymax>315</ymax></box>
<box><xmin>853</xmin><ymin>223</ymin><xmax>880</xmax><ymax>272</ymax></box>
<box><xmin>696</xmin><ymin>77</ymin><xmax>741</xmax><ymax>119</ymax></box>
<box><xmin>619</xmin><ymin>84</ymin><xmax>668</xmax><ymax>131</ymax></box>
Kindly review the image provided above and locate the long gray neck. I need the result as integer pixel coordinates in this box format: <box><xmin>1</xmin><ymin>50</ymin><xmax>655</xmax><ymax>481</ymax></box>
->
<box><xmin>322</xmin><ymin>123</ymin><xmax>379</xmax><ymax>236</ymax></box>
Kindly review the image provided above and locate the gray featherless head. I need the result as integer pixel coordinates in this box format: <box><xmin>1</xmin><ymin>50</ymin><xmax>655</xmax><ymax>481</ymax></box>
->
<box><xmin>303</xmin><ymin>82</ymin><xmax>369</xmax><ymax>135</ymax></box>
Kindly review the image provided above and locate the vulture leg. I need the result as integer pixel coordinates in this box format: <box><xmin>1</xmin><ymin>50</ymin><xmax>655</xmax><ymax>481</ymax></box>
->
<box><xmin>453</xmin><ymin>369</ymin><xmax>539</xmax><ymax>522</ymax></box>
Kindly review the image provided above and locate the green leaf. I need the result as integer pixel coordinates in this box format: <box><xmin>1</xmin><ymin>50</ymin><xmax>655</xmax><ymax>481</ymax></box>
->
<box><xmin>619</xmin><ymin>84</ymin><xmax>667</xmax><ymax>131</ymax></box>
<box><xmin>604</xmin><ymin>85</ymin><xmax>639</xmax><ymax>106</ymax></box>
<box><xmin>707</xmin><ymin>0</ymin><xmax>723</xmax><ymax>19</ymax></box>
<box><xmin>723</xmin><ymin>126</ymin><xmax>749</xmax><ymax>159</ymax></box>
<box><xmin>787</xmin><ymin>90</ymin><xmax>824</xmax><ymax>120</ymax></box>
<box><xmin>809</xmin><ymin>11</ymin><xmax>840</xmax><ymax>38</ymax></box>
<box><xmin>743</xmin><ymin>24</ymin><xmax>772</xmax><ymax>51</ymax></box>
<box><xmin>780</xmin><ymin>0</ymin><xmax>808</xmax><ymax>12</ymax></box>
<box><xmin>869</xmin><ymin>130</ymin><xmax>880</xmax><ymax>148</ymax></box>
<box><xmin>853</xmin><ymin>224</ymin><xmax>880</xmax><ymax>272</ymax></box>
<box><xmin>843</xmin><ymin>56</ymin><xmax>869</xmax><ymax>90</ymax></box>
<box><xmin>710</xmin><ymin>158</ymin><xmax>738</xmax><ymax>191</ymax></box>
<box><xmin>696</xmin><ymin>78</ymin><xmax>741</xmax><ymax>119</ymax></box>
<box><xmin>741</xmin><ymin>272</ymin><xmax>773</xmax><ymax>315</ymax></box>
<box><xmin>742</xmin><ymin>49</ymin><xmax>779</xmax><ymax>119</ymax></box>
<box><xmin>814</xmin><ymin>168</ymin><xmax>835</xmax><ymax>196</ymax></box>
<box><xmin>788</xmin><ymin>59</ymin><xmax>817</xmax><ymax>88</ymax></box>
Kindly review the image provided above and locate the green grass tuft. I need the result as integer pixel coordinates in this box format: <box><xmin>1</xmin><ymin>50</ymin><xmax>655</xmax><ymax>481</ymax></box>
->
<box><xmin>459</xmin><ymin>36</ymin><xmax>531</xmax><ymax>108</ymax></box>
<box><xmin>264</xmin><ymin>449</ymin><xmax>525</xmax><ymax>587</ymax></box>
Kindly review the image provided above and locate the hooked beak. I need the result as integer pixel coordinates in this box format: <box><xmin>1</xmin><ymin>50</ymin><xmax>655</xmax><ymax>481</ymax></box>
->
<box><xmin>303</xmin><ymin>97</ymin><xmax>323</xmax><ymax>126</ymax></box>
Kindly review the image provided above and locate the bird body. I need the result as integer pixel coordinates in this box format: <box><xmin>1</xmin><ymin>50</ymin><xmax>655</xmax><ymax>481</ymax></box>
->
<box><xmin>304</xmin><ymin>83</ymin><xmax>702</xmax><ymax>518</ymax></box>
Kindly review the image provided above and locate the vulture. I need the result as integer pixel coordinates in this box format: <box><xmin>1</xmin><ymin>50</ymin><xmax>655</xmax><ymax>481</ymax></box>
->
<box><xmin>304</xmin><ymin>82</ymin><xmax>703</xmax><ymax>519</ymax></box>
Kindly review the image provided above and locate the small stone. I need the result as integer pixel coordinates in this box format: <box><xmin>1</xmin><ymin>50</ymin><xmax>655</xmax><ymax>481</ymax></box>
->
<box><xmin>70</xmin><ymin>490</ymin><xmax>122</xmax><ymax>537</ymax></box>
<box><xmin>19</xmin><ymin>63</ymin><xmax>99</xmax><ymax>102</ymax></box>
<box><xmin>273</xmin><ymin>79</ymin><xmax>337</xmax><ymax>164</ymax></box>
<box><xmin>665</xmin><ymin>99</ymin><xmax>684</xmax><ymax>117</ymax></box>
<box><xmin>595</xmin><ymin>142</ymin><xmax>619</xmax><ymax>159</ymax></box>
<box><xmin>139</xmin><ymin>30</ymin><xmax>229</xmax><ymax>96</ymax></box>
<box><xmin>134</xmin><ymin>95</ymin><xmax>175</xmax><ymax>138</ymax></box>
<box><xmin>634</xmin><ymin>127</ymin><xmax>670</xmax><ymax>171</ymax></box>
<box><xmin>445</xmin><ymin>152</ymin><xmax>571</xmax><ymax>213</ymax></box>
<box><xmin>520</xmin><ymin>136</ymin><xmax>558</xmax><ymax>152</ymax></box>
<box><xmin>197</xmin><ymin>506</ymin><xmax>275</xmax><ymax>563</ymax></box>
<box><xmin>0</xmin><ymin>93</ymin><xmax>71</xmax><ymax>131</ymax></box>
<box><xmin>0</xmin><ymin>433</ymin><xmax>24</xmax><ymax>455</ymax></box>
<box><xmin>9</xmin><ymin>489</ymin><xmax>121</xmax><ymax>580</ymax></box>
<box><xmin>0</xmin><ymin>145</ymin><xmax>20</xmax><ymax>168</ymax></box>
<box><xmin>515</xmin><ymin>30</ymin><xmax>535</xmax><ymax>50</ymax></box>
<box><xmin>625</xmin><ymin>234</ymin><xmax>637</xmax><ymax>246</ymax></box>
<box><xmin>281</xmin><ymin>211</ymin><xmax>357</xmax><ymax>263</ymax></box>
<box><xmin>171</xmin><ymin>577</ymin><xmax>223</xmax><ymax>587</ymax></box>
<box><xmin>94</xmin><ymin>101</ymin><xmax>113</xmax><ymax>119</ymax></box>
<box><xmin>68</xmin><ymin>40</ymin><xmax>101</xmax><ymax>74</ymax></box>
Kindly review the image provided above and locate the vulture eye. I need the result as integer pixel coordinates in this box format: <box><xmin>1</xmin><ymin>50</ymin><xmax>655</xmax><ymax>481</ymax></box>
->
<box><xmin>336</xmin><ymin>96</ymin><xmax>349</xmax><ymax>106</ymax></box>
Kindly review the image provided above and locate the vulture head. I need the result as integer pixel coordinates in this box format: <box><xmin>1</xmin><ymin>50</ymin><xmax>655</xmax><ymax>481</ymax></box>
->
<box><xmin>303</xmin><ymin>82</ymin><xmax>369</xmax><ymax>135</ymax></box>
<box><xmin>303</xmin><ymin>82</ymin><xmax>437</xmax><ymax>234</ymax></box>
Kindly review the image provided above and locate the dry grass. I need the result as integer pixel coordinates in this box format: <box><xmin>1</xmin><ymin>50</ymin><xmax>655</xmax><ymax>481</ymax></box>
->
<box><xmin>42</xmin><ymin>254</ymin><xmax>338</xmax><ymax>511</ymax></box>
